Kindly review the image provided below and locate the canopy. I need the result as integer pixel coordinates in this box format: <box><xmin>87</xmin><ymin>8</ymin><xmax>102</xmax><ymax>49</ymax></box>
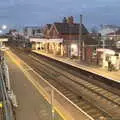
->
<box><xmin>0</xmin><ymin>38</ymin><xmax>8</xmax><ymax>42</ymax></box>
<box><xmin>97</xmin><ymin>48</ymin><xmax>115</xmax><ymax>55</ymax></box>
<box><xmin>30</xmin><ymin>38</ymin><xmax>63</xmax><ymax>43</ymax></box>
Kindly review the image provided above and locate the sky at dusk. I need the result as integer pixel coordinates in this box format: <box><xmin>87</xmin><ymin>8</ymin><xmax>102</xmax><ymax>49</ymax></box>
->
<box><xmin>0</xmin><ymin>0</ymin><xmax>120</xmax><ymax>29</ymax></box>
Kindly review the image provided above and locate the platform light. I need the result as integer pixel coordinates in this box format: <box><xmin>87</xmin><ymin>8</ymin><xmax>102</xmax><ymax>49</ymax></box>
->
<box><xmin>110</xmin><ymin>37</ymin><xmax>113</xmax><ymax>40</ymax></box>
<box><xmin>71</xmin><ymin>44</ymin><xmax>77</xmax><ymax>49</ymax></box>
<box><xmin>97</xmin><ymin>48</ymin><xmax>115</xmax><ymax>55</ymax></box>
<box><xmin>71</xmin><ymin>44</ymin><xmax>78</xmax><ymax>56</ymax></box>
<box><xmin>2</xmin><ymin>25</ymin><xmax>7</xmax><ymax>30</ymax></box>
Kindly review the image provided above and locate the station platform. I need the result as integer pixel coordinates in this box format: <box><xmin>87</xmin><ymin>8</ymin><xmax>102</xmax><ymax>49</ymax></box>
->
<box><xmin>5</xmin><ymin>51</ymin><xmax>64</xmax><ymax>120</ymax></box>
<box><xmin>33</xmin><ymin>50</ymin><xmax>120</xmax><ymax>82</ymax></box>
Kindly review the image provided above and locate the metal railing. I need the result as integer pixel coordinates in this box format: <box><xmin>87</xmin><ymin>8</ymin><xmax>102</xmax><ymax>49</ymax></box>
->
<box><xmin>0</xmin><ymin>55</ymin><xmax>15</xmax><ymax>120</ymax></box>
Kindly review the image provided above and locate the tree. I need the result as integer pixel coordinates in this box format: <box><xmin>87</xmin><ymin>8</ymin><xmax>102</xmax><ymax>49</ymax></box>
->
<box><xmin>91</xmin><ymin>26</ymin><xmax>98</xmax><ymax>33</ymax></box>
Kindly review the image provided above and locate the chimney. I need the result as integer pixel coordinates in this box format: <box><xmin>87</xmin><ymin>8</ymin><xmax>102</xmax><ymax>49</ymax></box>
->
<box><xmin>67</xmin><ymin>16</ymin><xmax>74</xmax><ymax>24</ymax></box>
<box><xmin>63</xmin><ymin>17</ymin><xmax>67</xmax><ymax>23</ymax></box>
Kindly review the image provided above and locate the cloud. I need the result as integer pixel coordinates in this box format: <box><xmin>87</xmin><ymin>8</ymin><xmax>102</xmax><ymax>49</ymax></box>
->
<box><xmin>0</xmin><ymin>0</ymin><xmax>120</xmax><ymax>28</ymax></box>
<box><xmin>0</xmin><ymin>0</ymin><xmax>15</xmax><ymax>7</ymax></box>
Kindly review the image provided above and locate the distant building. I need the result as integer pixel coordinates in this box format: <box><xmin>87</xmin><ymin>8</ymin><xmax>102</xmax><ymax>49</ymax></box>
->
<box><xmin>99</xmin><ymin>25</ymin><xmax>119</xmax><ymax>36</ymax></box>
<box><xmin>9</xmin><ymin>29</ymin><xmax>17</xmax><ymax>34</ymax></box>
<box><xmin>106</xmin><ymin>29</ymin><xmax>120</xmax><ymax>49</ymax></box>
<box><xmin>96</xmin><ymin>25</ymin><xmax>120</xmax><ymax>68</ymax></box>
<box><xmin>98</xmin><ymin>25</ymin><xmax>120</xmax><ymax>50</ymax></box>
<box><xmin>42</xmin><ymin>24</ymin><xmax>52</xmax><ymax>38</ymax></box>
<box><xmin>24</xmin><ymin>26</ymin><xmax>43</xmax><ymax>38</ymax></box>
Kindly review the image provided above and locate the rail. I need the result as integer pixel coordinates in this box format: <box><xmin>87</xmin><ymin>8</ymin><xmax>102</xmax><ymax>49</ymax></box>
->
<box><xmin>22</xmin><ymin>59</ymin><xmax>95</xmax><ymax>120</ymax></box>
<box><xmin>33</xmin><ymin>51</ymin><xmax>120</xmax><ymax>90</ymax></box>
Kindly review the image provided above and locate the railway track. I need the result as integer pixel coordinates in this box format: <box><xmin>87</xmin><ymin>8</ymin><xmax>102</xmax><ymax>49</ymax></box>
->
<box><xmin>10</xmin><ymin>48</ymin><xmax>120</xmax><ymax>120</ymax></box>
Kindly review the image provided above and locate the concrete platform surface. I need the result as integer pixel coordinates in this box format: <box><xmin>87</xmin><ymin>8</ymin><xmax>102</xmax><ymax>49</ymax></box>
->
<box><xmin>5</xmin><ymin>53</ymin><xmax>63</xmax><ymax>120</ymax></box>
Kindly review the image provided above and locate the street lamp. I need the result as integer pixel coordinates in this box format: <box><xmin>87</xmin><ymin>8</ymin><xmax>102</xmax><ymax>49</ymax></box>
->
<box><xmin>0</xmin><ymin>25</ymin><xmax>7</xmax><ymax>34</ymax></box>
<box><xmin>2</xmin><ymin>25</ymin><xmax>7</xmax><ymax>30</ymax></box>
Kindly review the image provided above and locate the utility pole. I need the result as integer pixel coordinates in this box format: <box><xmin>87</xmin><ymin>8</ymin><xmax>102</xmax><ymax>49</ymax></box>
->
<box><xmin>102</xmin><ymin>36</ymin><xmax>105</xmax><ymax>49</ymax></box>
<box><xmin>78</xmin><ymin>15</ymin><xmax>83</xmax><ymax>61</ymax></box>
<box><xmin>68</xmin><ymin>22</ymin><xmax>71</xmax><ymax>58</ymax></box>
<box><xmin>51</xmin><ymin>89</ymin><xmax>54</xmax><ymax>120</ymax></box>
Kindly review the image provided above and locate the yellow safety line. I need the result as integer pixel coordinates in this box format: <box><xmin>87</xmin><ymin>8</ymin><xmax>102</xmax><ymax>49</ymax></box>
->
<box><xmin>0</xmin><ymin>102</ymin><xmax>3</xmax><ymax>108</ymax></box>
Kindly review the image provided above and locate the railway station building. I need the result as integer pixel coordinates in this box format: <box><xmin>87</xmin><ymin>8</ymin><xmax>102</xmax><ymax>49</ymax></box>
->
<box><xmin>46</xmin><ymin>17</ymin><xmax>97</xmax><ymax>62</ymax></box>
<box><xmin>30</xmin><ymin>17</ymin><xmax>98</xmax><ymax>64</ymax></box>
<box><xmin>30</xmin><ymin>37</ymin><xmax>64</xmax><ymax>56</ymax></box>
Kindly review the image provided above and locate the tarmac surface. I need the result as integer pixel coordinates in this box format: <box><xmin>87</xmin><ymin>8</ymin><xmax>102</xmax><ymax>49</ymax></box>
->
<box><xmin>5</xmin><ymin>53</ymin><xmax>63</xmax><ymax>120</ymax></box>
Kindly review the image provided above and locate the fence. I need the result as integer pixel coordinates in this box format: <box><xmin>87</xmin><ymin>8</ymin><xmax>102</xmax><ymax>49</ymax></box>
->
<box><xmin>0</xmin><ymin>54</ymin><xmax>15</xmax><ymax>120</ymax></box>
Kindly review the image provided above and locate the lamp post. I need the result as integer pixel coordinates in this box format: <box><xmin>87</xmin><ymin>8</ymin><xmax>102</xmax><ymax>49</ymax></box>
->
<box><xmin>51</xmin><ymin>89</ymin><xmax>54</xmax><ymax>120</ymax></box>
<box><xmin>78</xmin><ymin>15</ymin><xmax>83</xmax><ymax>61</ymax></box>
